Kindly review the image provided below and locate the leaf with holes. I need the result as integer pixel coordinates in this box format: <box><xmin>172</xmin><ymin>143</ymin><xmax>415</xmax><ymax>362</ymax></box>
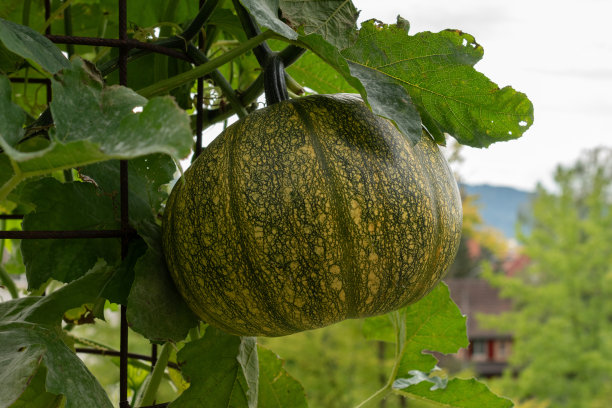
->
<box><xmin>294</xmin><ymin>30</ymin><xmax>424</xmax><ymax>143</ymax></box>
<box><xmin>394</xmin><ymin>375</ymin><xmax>514</xmax><ymax>408</ymax></box>
<box><xmin>341</xmin><ymin>19</ymin><xmax>533</xmax><ymax>147</ymax></box>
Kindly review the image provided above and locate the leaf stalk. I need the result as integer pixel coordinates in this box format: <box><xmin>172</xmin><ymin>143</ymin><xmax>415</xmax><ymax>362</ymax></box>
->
<box><xmin>355</xmin><ymin>311</ymin><xmax>405</xmax><ymax>408</ymax></box>
<box><xmin>135</xmin><ymin>342</ymin><xmax>173</xmax><ymax>407</ymax></box>
<box><xmin>137</xmin><ymin>30</ymin><xmax>276</xmax><ymax>98</ymax></box>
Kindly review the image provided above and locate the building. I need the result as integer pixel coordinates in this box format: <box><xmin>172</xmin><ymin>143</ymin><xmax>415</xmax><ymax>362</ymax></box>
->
<box><xmin>443</xmin><ymin>278</ymin><xmax>514</xmax><ymax>377</ymax></box>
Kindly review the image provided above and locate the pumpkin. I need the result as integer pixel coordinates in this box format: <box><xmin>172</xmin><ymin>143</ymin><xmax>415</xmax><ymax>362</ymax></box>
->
<box><xmin>162</xmin><ymin>94</ymin><xmax>462</xmax><ymax>337</ymax></box>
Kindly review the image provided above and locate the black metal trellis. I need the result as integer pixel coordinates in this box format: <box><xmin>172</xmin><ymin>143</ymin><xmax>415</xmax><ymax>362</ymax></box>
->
<box><xmin>1</xmin><ymin>1</ymin><xmax>210</xmax><ymax>407</ymax></box>
<box><xmin>1</xmin><ymin>1</ymin><xmax>306</xmax><ymax>406</ymax></box>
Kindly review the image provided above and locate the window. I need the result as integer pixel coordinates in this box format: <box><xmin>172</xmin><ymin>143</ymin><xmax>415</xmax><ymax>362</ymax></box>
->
<box><xmin>472</xmin><ymin>340</ymin><xmax>486</xmax><ymax>356</ymax></box>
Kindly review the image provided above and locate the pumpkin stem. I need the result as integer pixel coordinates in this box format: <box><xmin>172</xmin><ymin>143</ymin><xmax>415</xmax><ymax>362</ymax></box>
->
<box><xmin>264</xmin><ymin>53</ymin><xmax>290</xmax><ymax>105</ymax></box>
<box><xmin>232</xmin><ymin>0</ymin><xmax>273</xmax><ymax>66</ymax></box>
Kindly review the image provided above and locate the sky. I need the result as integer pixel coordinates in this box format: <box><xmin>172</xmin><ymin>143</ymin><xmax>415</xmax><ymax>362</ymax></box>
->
<box><xmin>354</xmin><ymin>0</ymin><xmax>612</xmax><ymax>191</ymax></box>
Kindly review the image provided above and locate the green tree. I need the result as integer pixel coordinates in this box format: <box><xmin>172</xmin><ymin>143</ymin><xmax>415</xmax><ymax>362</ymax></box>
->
<box><xmin>485</xmin><ymin>148</ymin><xmax>612</xmax><ymax>408</ymax></box>
<box><xmin>0</xmin><ymin>1</ymin><xmax>532</xmax><ymax>406</ymax></box>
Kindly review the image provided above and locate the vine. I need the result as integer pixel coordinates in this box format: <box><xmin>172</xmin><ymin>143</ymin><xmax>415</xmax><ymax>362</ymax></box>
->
<box><xmin>0</xmin><ymin>1</ymin><xmax>533</xmax><ymax>407</ymax></box>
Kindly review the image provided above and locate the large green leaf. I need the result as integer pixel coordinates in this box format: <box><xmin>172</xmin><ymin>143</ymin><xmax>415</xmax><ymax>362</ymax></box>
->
<box><xmin>296</xmin><ymin>32</ymin><xmax>363</xmax><ymax>92</ymax></box>
<box><xmin>49</xmin><ymin>59</ymin><xmax>192</xmax><ymax>159</ymax></box>
<box><xmin>19</xmin><ymin>178</ymin><xmax>121</xmax><ymax>289</ymax></box>
<box><xmin>0</xmin><ymin>18</ymin><xmax>70</xmax><ymax>74</ymax></box>
<box><xmin>101</xmin><ymin>238</ymin><xmax>147</xmax><ymax>306</ymax></box>
<box><xmin>295</xmin><ymin>31</ymin><xmax>424</xmax><ymax>143</ymax></box>
<box><xmin>0</xmin><ymin>59</ymin><xmax>192</xmax><ymax>201</ymax></box>
<box><xmin>394</xmin><ymin>375</ymin><xmax>514</xmax><ymax>408</ymax></box>
<box><xmin>170</xmin><ymin>327</ymin><xmax>258</xmax><ymax>408</ymax></box>
<box><xmin>126</xmin><ymin>223</ymin><xmax>199</xmax><ymax>343</ymax></box>
<box><xmin>0</xmin><ymin>75</ymin><xmax>25</xmax><ymax>147</ymax></box>
<box><xmin>258</xmin><ymin>346</ymin><xmax>308</xmax><ymax>408</ymax></box>
<box><xmin>341</xmin><ymin>19</ymin><xmax>534</xmax><ymax>147</ymax></box>
<box><xmin>360</xmin><ymin>284</ymin><xmax>504</xmax><ymax>407</ymax></box>
<box><xmin>279</xmin><ymin>0</ymin><xmax>358</xmax><ymax>48</ymax></box>
<box><xmin>0</xmin><ymin>322</ymin><xmax>113</xmax><ymax>408</ymax></box>
<box><xmin>363</xmin><ymin>283</ymin><xmax>468</xmax><ymax>374</ymax></box>
<box><xmin>0</xmin><ymin>260</ymin><xmax>114</xmax><ymax>326</ymax></box>
<box><xmin>0</xmin><ymin>265</ymin><xmax>116</xmax><ymax>408</ymax></box>
<box><xmin>286</xmin><ymin>50</ymin><xmax>357</xmax><ymax>94</ymax></box>
<box><xmin>7</xmin><ymin>363</ymin><xmax>63</xmax><ymax>408</ymax></box>
<box><xmin>0</xmin><ymin>41</ymin><xmax>24</xmax><ymax>75</ymax></box>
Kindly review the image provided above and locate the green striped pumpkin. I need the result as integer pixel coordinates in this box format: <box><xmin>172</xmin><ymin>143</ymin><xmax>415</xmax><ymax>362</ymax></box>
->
<box><xmin>162</xmin><ymin>94</ymin><xmax>462</xmax><ymax>337</ymax></box>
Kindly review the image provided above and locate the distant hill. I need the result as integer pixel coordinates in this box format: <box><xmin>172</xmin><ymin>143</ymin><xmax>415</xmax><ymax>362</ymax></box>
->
<box><xmin>461</xmin><ymin>184</ymin><xmax>533</xmax><ymax>239</ymax></box>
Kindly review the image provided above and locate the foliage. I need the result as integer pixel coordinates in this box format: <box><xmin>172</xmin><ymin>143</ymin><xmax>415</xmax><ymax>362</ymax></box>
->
<box><xmin>0</xmin><ymin>0</ymin><xmax>532</xmax><ymax>407</ymax></box>
<box><xmin>483</xmin><ymin>148</ymin><xmax>612</xmax><ymax>408</ymax></box>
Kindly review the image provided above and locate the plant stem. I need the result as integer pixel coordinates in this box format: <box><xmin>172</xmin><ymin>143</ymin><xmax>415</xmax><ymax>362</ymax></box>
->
<box><xmin>181</xmin><ymin>0</ymin><xmax>220</xmax><ymax>43</ymax></box>
<box><xmin>137</xmin><ymin>30</ymin><xmax>276</xmax><ymax>98</ymax></box>
<box><xmin>0</xmin><ymin>173</ymin><xmax>23</xmax><ymax>204</ymax></box>
<box><xmin>355</xmin><ymin>311</ymin><xmax>405</xmax><ymax>408</ymax></box>
<box><xmin>96</xmin><ymin>1</ymin><xmax>220</xmax><ymax>76</ymax></box>
<box><xmin>354</xmin><ymin>384</ymin><xmax>393</xmax><ymax>408</ymax></box>
<box><xmin>22</xmin><ymin>0</ymin><xmax>32</xmax><ymax>26</ymax></box>
<box><xmin>264</xmin><ymin>53</ymin><xmax>289</xmax><ymax>105</ymax></box>
<box><xmin>186</xmin><ymin>44</ymin><xmax>248</xmax><ymax>119</ymax></box>
<box><xmin>0</xmin><ymin>219</ymin><xmax>18</xmax><ymax>299</ymax></box>
<box><xmin>40</xmin><ymin>0</ymin><xmax>75</xmax><ymax>34</ymax></box>
<box><xmin>63</xmin><ymin>0</ymin><xmax>75</xmax><ymax>57</ymax></box>
<box><xmin>231</xmin><ymin>0</ymin><xmax>273</xmax><ymax>66</ymax></box>
<box><xmin>188</xmin><ymin>326</ymin><xmax>201</xmax><ymax>342</ymax></box>
<box><xmin>136</xmin><ymin>342</ymin><xmax>172</xmax><ymax>407</ymax></box>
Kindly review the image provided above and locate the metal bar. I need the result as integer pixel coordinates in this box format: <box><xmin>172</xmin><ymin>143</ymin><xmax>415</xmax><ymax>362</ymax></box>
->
<box><xmin>8</xmin><ymin>78</ymin><xmax>51</xmax><ymax>84</ymax></box>
<box><xmin>118</xmin><ymin>0</ymin><xmax>130</xmax><ymax>406</ymax></box>
<box><xmin>0</xmin><ymin>214</ymin><xmax>24</xmax><ymax>219</ymax></box>
<box><xmin>44</xmin><ymin>0</ymin><xmax>51</xmax><ymax>35</ymax></box>
<box><xmin>45</xmin><ymin>35</ymin><xmax>190</xmax><ymax>61</ymax></box>
<box><xmin>0</xmin><ymin>229</ymin><xmax>136</xmax><ymax>239</ymax></box>
<box><xmin>195</xmin><ymin>0</ymin><xmax>205</xmax><ymax>158</ymax></box>
<box><xmin>150</xmin><ymin>344</ymin><xmax>158</xmax><ymax>372</ymax></box>
<box><xmin>75</xmin><ymin>348</ymin><xmax>180</xmax><ymax>371</ymax></box>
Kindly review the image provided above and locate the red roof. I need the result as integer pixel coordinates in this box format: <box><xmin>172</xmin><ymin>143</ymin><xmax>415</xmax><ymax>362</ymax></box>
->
<box><xmin>444</xmin><ymin>278</ymin><xmax>513</xmax><ymax>339</ymax></box>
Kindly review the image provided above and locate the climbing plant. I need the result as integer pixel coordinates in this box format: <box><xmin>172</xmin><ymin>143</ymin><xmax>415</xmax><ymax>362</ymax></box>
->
<box><xmin>0</xmin><ymin>1</ymin><xmax>532</xmax><ymax>407</ymax></box>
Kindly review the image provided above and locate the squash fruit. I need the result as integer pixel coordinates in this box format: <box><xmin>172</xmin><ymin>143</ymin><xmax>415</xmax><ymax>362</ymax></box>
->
<box><xmin>162</xmin><ymin>94</ymin><xmax>462</xmax><ymax>337</ymax></box>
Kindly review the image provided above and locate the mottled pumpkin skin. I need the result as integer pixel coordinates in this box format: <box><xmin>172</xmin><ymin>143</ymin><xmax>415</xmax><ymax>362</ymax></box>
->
<box><xmin>162</xmin><ymin>94</ymin><xmax>462</xmax><ymax>337</ymax></box>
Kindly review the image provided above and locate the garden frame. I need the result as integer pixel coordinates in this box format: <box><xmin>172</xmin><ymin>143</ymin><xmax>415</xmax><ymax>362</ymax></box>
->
<box><xmin>0</xmin><ymin>1</ymin><xmax>221</xmax><ymax>407</ymax></box>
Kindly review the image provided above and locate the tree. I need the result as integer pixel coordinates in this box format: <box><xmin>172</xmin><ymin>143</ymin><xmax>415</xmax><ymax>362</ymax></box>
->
<box><xmin>484</xmin><ymin>148</ymin><xmax>612</xmax><ymax>408</ymax></box>
<box><xmin>445</xmin><ymin>144</ymin><xmax>510</xmax><ymax>279</ymax></box>
<box><xmin>0</xmin><ymin>1</ymin><xmax>532</xmax><ymax>407</ymax></box>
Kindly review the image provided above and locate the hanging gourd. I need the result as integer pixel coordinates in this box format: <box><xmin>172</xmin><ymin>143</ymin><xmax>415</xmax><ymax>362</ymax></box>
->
<box><xmin>162</xmin><ymin>51</ymin><xmax>462</xmax><ymax>337</ymax></box>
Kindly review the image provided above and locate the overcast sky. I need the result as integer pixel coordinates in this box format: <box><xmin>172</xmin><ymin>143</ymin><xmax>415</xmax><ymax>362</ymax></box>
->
<box><xmin>355</xmin><ymin>0</ymin><xmax>612</xmax><ymax>191</ymax></box>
